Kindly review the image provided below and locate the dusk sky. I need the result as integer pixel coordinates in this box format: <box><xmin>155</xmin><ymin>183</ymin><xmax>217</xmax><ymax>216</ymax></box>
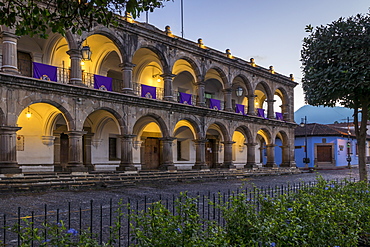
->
<box><xmin>135</xmin><ymin>0</ymin><xmax>370</xmax><ymax>111</ymax></box>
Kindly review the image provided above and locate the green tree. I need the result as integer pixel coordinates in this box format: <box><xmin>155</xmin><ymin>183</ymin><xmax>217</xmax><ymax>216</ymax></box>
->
<box><xmin>301</xmin><ymin>14</ymin><xmax>370</xmax><ymax>181</ymax></box>
<box><xmin>0</xmin><ymin>0</ymin><xmax>170</xmax><ymax>37</ymax></box>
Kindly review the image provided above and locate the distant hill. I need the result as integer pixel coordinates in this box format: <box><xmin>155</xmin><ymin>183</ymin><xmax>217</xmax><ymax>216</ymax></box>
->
<box><xmin>294</xmin><ymin>105</ymin><xmax>356</xmax><ymax>124</ymax></box>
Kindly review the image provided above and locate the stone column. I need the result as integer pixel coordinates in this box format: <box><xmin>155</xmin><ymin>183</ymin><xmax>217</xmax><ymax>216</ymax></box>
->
<box><xmin>247</xmin><ymin>94</ymin><xmax>255</xmax><ymax>115</ymax></box>
<box><xmin>222</xmin><ymin>141</ymin><xmax>236</xmax><ymax>168</ymax></box>
<box><xmin>66</xmin><ymin>131</ymin><xmax>87</xmax><ymax>172</ymax></box>
<box><xmin>192</xmin><ymin>138</ymin><xmax>207</xmax><ymax>170</ymax></box>
<box><xmin>223</xmin><ymin>88</ymin><xmax>233</xmax><ymax>112</ymax></box>
<box><xmin>266</xmin><ymin>99</ymin><xmax>276</xmax><ymax>119</ymax></box>
<box><xmin>120</xmin><ymin>62</ymin><xmax>135</xmax><ymax>94</ymax></box>
<box><xmin>265</xmin><ymin>143</ymin><xmax>277</xmax><ymax>167</ymax></box>
<box><xmin>196</xmin><ymin>81</ymin><xmax>206</xmax><ymax>107</ymax></box>
<box><xmin>159</xmin><ymin>137</ymin><xmax>177</xmax><ymax>170</ymax></box>
<box><xmin>66</xmin><ymin>49</ymin><xmax>83</xmax><ymax>86</ymax></box>
<box><xmin>83</xmin><ymin>133</ymin><xmax>94</xmax><ymax>171</ymax></box>
<box><xmin>245</xmin><ymin>142</ymin><xmax>258</xmax><ymax>168</ymax></box>
<box><xmin>281</xmin><ymin>103</ymin><xmax>290</xmax><ymax>122</ymax></box>
<box><xmin>161</xmin><ymin>73</ymin><xmax>176</xmax><ymax>101</ymax></box>
<box><xmin>117</xmin><ymin>134</ymin><xmax>137</xmax><ymax>171</ymax></box>
<box><xmin>1</xmin><ymin>31</ymin><xmax>19</xmax><ymax>74</ymax></box>
<box><xmin>0</xmin><ymin>126</ymin><xmax>22</xmax><ymax>174</ymax></box>
<box><xmin>53</xmin><ymin>131</ymin><xmax>62</xmax><ymax>172</ymax></box>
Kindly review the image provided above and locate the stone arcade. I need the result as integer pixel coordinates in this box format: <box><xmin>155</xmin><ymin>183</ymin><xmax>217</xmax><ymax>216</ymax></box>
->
<box><xmin>0</xmin><ymin>16</ymin><xmax>297</xmax><ymax>174</ymax></box>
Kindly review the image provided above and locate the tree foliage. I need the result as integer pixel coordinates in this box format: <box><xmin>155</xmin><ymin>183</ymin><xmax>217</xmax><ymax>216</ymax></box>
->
<box><xmin>301</xmin><ymin>14</ymin><xmax>370</xmax><ymax>181</ymax></box>
<box><xmin>0</xmin><ymin>0</ymin><xmax>170</xmax><ymax>37</ymax></box>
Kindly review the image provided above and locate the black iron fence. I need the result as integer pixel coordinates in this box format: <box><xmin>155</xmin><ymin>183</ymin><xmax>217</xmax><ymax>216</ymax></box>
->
<box><xmin>0</xmin><ymin>178</ymin><xmax>357</xmax><ymax>246</ymax></box>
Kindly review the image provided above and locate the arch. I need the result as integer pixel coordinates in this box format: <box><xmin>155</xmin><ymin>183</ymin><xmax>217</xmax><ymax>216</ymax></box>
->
<box><xmin>19</xmin><ymin>99</ymin><xmax>75</xmax><ymax>130</ymax></box>
<box><xmin>234</xmin><ymin>125</ymin><xmax>253</xmax><ymax>144</ymax></box>
<box><xmin>133</xmin><ymin>114</ymin><xmax>170</xmax><ymax>138</ymax></box>
<box><xmin>205</xmin><ymin>66</ymin><xmax>228</xmax><ymax>88</ymax></box>
<box><xmin>134</xmin><ymin>45</ymin><xmax>169</xmax><ymax>73</ymax></box>
<box><xmin>205</xmin><ymin>121</ymin><xmax>230</xmax><ymax>142</ymax></box>
<box><xmin>172</xmin><ymin>56</ymin><xmax>202</xmax><ymax>81</ymax></box>
<box><xmin>173</xmin><ymin>118</ymin><xmax>200</xmax><ymax>139</ymax></box>
<box><xmin>256</xmin><ymin>128</ymin><xmax>272</xmax><ymax>144</ymax></box>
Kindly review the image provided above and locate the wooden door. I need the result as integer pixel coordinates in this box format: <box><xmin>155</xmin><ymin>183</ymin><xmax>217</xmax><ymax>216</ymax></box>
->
<box><xmin>144</xmin><ymin>138</ymin><xmax>160</xmax><ymax>169</ymax></box>
<box><xmin>317</xmin><ymin>145</ymin><xmax>332</xmax><ymax>162</ymax></box>
<box><xmin>60</xmin><ymin>133</ymin><xmax>69</xmax><ymax>166</ymax></box>
<box><xmin>205</xmin><ymin>139</ymin><xmax>215</xmax><ymax>167</ymax></box>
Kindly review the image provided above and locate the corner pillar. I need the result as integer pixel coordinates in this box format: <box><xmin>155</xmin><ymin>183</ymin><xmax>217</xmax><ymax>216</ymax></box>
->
<box><xmin>265</xmin><ymin>143</ymin><xmax>277</xmax><ymax>167</ymax></box>
<box><xmin>223</xmin><ymin>88</ymin><xmax>233</xmax><ymax>112</ymax></box>
<box><xmin>161</xmin><ymin>73</ymin><xmax>176</xmax><ymax>101</ymax></box>
<box><xmin>159</xmin><ymin>137</ymin><xmax>177</xmax><ymax>171</ymax></box>
<box><xmin>1</xmin><ymin>31</ymin><xmax>19</xmax><ymax>75</ymax></box>
<box><xmin>117</xmin><ymin>134</ymin><xmax>137</xmax><ymax>171</ymax></box>
<box><xmin>66</xmin><ymin>131</ymin><xmax>87</xmax><ymax>172</ymax></box>
<box><xmin>222</xmin><ymin>141</ymin><xmax>236</xmax><ymax>169</ymax></box>
<box><xmin>0</xmin><ymin>126</ymin><xmax>22</xmax><ymax>174</ymax></box>
<box><xmin>196</xmin><ymin>81</ymin><xmax>206</xmax><ymax>107</ymax></box>
<box><xmin>120</xmin><ymin>62</ymin><xmax>135</xmax><ymax>94</ymax></box>
<box><xmin>67</xmin><ymin>49</ymin><xmax>83</xmax><ymax>86</ymax></box>
<box><xmin>192</xmin><ymin>138</ymin><xmax>208</xmax><ymax>170</ymax></box>
<box><xmin>245</xmin><ymin>142</ymin><xmax>258</xmax><ymax>168</ymax></box>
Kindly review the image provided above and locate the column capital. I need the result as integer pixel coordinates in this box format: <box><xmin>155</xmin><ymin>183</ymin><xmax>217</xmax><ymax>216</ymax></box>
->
<box><xmin>160</xmin><ymin>136</ymin><xmax>177</xmax><ymax>142</ymax></box>
<box><xmin>266</xmin><ymin>99</ymin><xmax>276</xmax><ymax>103</ymax></box>
<box><xmin>193</xmin><ymin>138</ymin><xmax>208</xmax><ymax>144</ymax></box>
<box><xmin>119</xmin><ymin>134</ymin><xmax>137</xmax><ymax>139</ymax></box>
<box><xmin>66</xmin><ymin>49</ymin><xmax>82</xmax><ymax>57</ymax></box>
<box><xmin>222</xmin><ymin>88</ymin><xmax>233</xmax><ymax>93</ymax></box>
<box><xmin>160</xmin><ymin>73</ymin><xmax>176</xmax><ymax>80</ymax></box>
<box><xmin>65</xmin><ymin>131</ymin><xmax>87</xmax><ymax>137</ymax></box>
<box><xmin>0</xmin><ymin>126</ymin><xmax>22</xmax><ymax>133</ymax></box>
<box><xmin>245</xmin><ymin>142</ymin><xmax>258</xmax><ymax>147</ymax></box>
<box><xmin>119</xmin><ymin>62</ymin><xmax>136</xmax><ymax>69</ymax></box>
<box><xmin>0</xmin><ymin>31</ymin><xmax>19</xmax><ymax>39</ymax></box>
<box><xmin>222</xmin><ymin>141</ymin><xmax>235</xmax><ymax>145</ymax></box>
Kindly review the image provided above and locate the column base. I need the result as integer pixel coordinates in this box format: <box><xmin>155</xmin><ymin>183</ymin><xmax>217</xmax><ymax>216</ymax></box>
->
<box><xmin>116</xmin><ymin>164</ymin><xmax>137</xmax><ymax>171</ymax></box>
<box><xmin>0</xmin><ymin>167</ymin><xmax>22</xmax><ymax>174</ymax></box>
<box><xmin>222</xmin><ymin>162</ymin><xmax>236</xmax><ymax>169</ymax></box>
<box><xmin>244</xmin><ymin>162</ymin><xmax>258</xmax><ymax>169</ymax></box>
<box><xmin>66</xmin><ymin>164</ymin><xmax>88</xmax><ymax>173</ymax></box>
<box><xmin>164</xmin><ymin>96</ymin><xmax>175</xmax><ymax>102</ymax></box>
<box><xmin>159</xmin><ymin>164</ymin><xmax>177</xmax><ymax>171</ymax></box>
<box><xmin>280</xmin><ymin>161</ymin><xmax>297</xmax><ymax>168</ymax></box>
<box><xmin>0</xmin><ymin>68</ymin><xmax>20</xmax><ymax>75</ymax></box>
<box><xmin>122</xmin><ymin>88</ymin><xmax>134</xmax><ymax>94</ymax></box>
<box><xmin>264</xmin><ymin>162</ymin><xmax>278</xmax><ymax>168</ymax></box>
<box><xmin>192</xmin><ymin>163</ymin><xmax>209</xmax><ymax>170</ymax></box>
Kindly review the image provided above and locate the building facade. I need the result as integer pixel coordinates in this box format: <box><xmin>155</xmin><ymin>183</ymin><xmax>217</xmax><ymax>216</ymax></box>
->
<box><xmin>295</xmin><ymin>123</ymin><xmax>370</xmax><ymax>168</ymax></box>
<box><xmin>0</xmin><ymin>16</ymin><xmax>297</xmax><ymax>174</ymax></box>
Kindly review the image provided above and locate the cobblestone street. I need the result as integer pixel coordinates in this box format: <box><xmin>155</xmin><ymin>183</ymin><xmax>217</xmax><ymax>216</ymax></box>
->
<box><xmin>0</xmin><ymin>168</ymin><xmax>362</xmax><ymax>215</ymax></box>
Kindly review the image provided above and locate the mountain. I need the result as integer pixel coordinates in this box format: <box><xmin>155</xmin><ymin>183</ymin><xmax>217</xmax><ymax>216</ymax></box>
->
<box><xmin>294</xmin><ymin>105</ymin><xmax>356</xmax><ymax>124</ymax></box>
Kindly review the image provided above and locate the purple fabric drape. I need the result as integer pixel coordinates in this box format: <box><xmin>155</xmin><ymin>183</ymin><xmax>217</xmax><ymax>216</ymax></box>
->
<box><xmin>209</xmin><ymin>99</ymin><xmax>221</xmax><ymax>110</ymax></box>
<box><xmin>276</xmin><ymin>112</ymin><xmax>284</xmax><ymax>120</ymax></box>
<box><xmin>141</xmin><ymin>84</ymin><xmax>157</xmax><ymax>99</ymax></box>
<box><xmin>33</xmin><ymin>62</ymin><xmax>57</xmax><ymax>82</ymax></box>
<box><xmin>257</xmin><ymin>108</ymin><xmax>266</xmax><ymax>118</ymax></box>
<box><xmin>94</xmin><ymin>74</ymin><xmax>112</xmax><ymax>91</ymax></box>
<box><xmin>235</xmin><ymin>104</ymin><xmax>245</xmax><ymax>115</ymax></box>
<box><xmin>179</xmin><ymin>92</ymin><xmax>192</xmax><ymax>105</ymax></box>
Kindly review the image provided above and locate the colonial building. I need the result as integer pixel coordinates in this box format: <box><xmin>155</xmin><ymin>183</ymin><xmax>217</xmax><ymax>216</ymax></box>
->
<box><xmin>0</xmin><ymin>15</ymin><xmax>297</xmax><ymax>174</ymax></box>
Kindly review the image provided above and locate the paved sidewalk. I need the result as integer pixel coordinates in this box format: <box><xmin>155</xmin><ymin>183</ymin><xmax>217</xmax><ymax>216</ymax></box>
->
<box><xmin>0</xmin><ymin>168</ymin><xmax>362</xmax><ymax>215</ymax></box>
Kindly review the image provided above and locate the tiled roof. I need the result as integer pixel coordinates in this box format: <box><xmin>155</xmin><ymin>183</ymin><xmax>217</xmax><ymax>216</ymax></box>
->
<box><xmin>295</xmin><ymin>123</ymin><xmax>353</xmax><ymax>137</ymax></box>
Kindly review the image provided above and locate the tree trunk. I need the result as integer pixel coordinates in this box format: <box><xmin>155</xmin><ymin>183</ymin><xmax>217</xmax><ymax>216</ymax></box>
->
<box><xmin>355</xmin><ymin>98</ymin><xmax>369</xmax><ymax>182</ymax></box>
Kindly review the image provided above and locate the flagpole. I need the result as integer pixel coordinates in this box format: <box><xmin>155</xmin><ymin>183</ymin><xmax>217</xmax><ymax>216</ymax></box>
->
<box><xmin>181</xmin><ymin>0</ymin><xmax>184</xmax><ymax>38</ymax></box>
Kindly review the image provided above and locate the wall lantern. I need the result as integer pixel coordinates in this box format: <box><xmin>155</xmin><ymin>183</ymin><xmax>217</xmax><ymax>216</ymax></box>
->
<box><xmin>235</xmin><ymin>87</ymin><xmax>243</xmax><ymax>97</ymax></box>
<box><xmin>81</xmin><ymin>45</ymin><xmax>92</xmax><ymax>61</ymax></box>
<box><xmin>25</xmin><ymin>107</ymin><xmax>32</xmax><ymax>119</ymax></box>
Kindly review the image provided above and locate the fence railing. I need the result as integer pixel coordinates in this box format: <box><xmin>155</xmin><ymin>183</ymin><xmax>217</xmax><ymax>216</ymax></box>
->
<box><xmin>0</xmin><ymin>178</ymin><xmax>356</xmax><ymax>246</ymax></box>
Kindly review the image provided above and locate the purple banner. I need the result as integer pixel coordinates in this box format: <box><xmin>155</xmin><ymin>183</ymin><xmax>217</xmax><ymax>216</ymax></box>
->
<box><xmin>257</xmin><ymin>108</ymin><xmax>266</xmax><ymax>118</ymax></box>
<box><xmin>209</xmin><ymin>98</ymin><xmax>221</xmax><ymax>110</ymax></box>
<box><xmin>33</xmin><ymin>62</ymin><xmax>57</xmax><ymax>82</ymax></box>
<box><xmin>276</xmin><ymin>112</ymin><xmax>284</xmax><ymax>120</ymax></box>
<box><xmin>235</xmin><ymin>104</ymin><xmax>245</xmax><ymax>115</ymax></box>
<box><xmin>141</xmin><ymin>84</ymin><xmax>157</xmax><ymax>99</ymax></box>
<box><xmin>179</xmin><ymin>92</ymin><xmax>192</xmax><ymax>105</ymax></box>
<box><xmin>94</xmin><ymin>74</ymin><xmax>112</xmax><ymax>91</ymax></box>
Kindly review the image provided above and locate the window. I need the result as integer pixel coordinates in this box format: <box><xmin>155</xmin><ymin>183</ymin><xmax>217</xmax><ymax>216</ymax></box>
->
<box><xmin>109</xmin><ymin>137</ymin><xmax>118</xmax><ymax>160</ymax></box>
<box><xmin>205</xmin><ymin>92</ymin><xmax>213</xmax><ymax>99</ymax></box>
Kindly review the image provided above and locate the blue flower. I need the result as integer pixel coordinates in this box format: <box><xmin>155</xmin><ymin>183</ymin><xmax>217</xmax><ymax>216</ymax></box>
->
<box><xmin>67</xmin><ymin>228</ymin><xmax>78</xmax><ymax>236</ymax></box>
<box><xmin>42</xmin><ymin>239</ymin><xmax>51</xmax><ymax>243</ymax></box>
<box><xmin>325</xmin><ymin>187</ymin><xmax>329</xmax><ymax>190</ymax></box>
<box><xmin>287</xmin><ymin>208</ymin><xmax>293</xmax><ymax>212</ymax></box>
<box><xmin>175</xmin><ymin>227</ymin><xmax>182</xmax><ymax>233</ymax></box>
<box><xmin>330</xmin><ymin>184</ymin><xmax>335</xmax><ymax>188</ymax></box>
<box><xmin>270</xmin><ymin>242</ymin><xmax>276</xmax><ymax>247</ymax></box>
